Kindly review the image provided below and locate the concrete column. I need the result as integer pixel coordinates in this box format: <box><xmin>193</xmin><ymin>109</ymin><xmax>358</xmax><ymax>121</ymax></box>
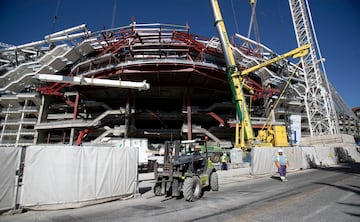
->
<box><xmin>0</xmin><ymin>104</ymin><xmax>11</xmax><ymax>144</ymax></box>
<box><xmin>15</xmin><ymin>100</ymin><xmax>28</xmax><ymax>147</ymax></box>
<box><xmin>187</xmin><ymin>90</ymin><xmax>192</xmax><ymax>140</ymax></box>
<box><xmin>35</xmin><ymin>95</ymin><xmax>50</xmax><ymax>144</ymax></box>
<box><xmin>69</xmin><ymin>128</ymin><xmax>74</xmax><ymax>145</ymax></box>
<box><xmin>70</xmin><ymin>92</ymin><xmax>79</xmax><ymax>145</ymax></box>
<box><xmin>124</xmin><ymin>90</ymin><xmax>132</xmax><ymax>138</ymax></box>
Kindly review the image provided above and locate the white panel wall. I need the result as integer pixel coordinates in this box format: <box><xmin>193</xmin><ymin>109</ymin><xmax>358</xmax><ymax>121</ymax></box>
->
<box><xmin>251</xmin><ymin>146</ymin><xmax>360</xmax><ymax>175</ymax></box>
<box><xmin>0</xmin><ymin>147</ymin><xmax>20</xmax><ymax>211</ymax></box>
<box><xmin>20</xmin><ymin>145</ymin><xmax>138</xmax><ymax>210</ymax></box>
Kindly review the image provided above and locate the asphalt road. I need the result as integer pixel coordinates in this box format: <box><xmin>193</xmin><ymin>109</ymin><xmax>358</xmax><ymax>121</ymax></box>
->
<box><xmin>1</xmin><ymin>163</ymin><xmax>359</xmax><ymax>222</ymax></box>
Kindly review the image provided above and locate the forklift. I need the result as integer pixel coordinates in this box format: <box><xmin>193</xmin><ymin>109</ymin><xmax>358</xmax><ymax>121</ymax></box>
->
<box><xmin>153</xmin><ymin>139</ymin><xmax>218</xmax><ymax>201</ymax></box>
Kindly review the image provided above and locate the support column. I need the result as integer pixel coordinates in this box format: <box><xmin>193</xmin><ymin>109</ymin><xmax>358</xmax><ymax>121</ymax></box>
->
<box><xmin>187</xmin><ymin>90</ymin><xmax>192</xmax><ymax>140</ymax></box>
<box><xmin>0</xmin><ymin>104</ymin><xmax>11</xmax><ymax>144</ymax></box>
<box><xmin>69</xmin><ymin>128</ymin><xmax>75</xmax><ymax>145</ymax></box>
<box><xmin>15</xmin><ymin>100</ymin><xmax>28</xmax><ymax>147</ymax></box>
<box><xmin>124</xmin><ymin>89</ymin><xmax>132</xmax><ymax>138</ymax></box>
<box><xmin>35</xmin><ymin>95</ymin><xmax>49</xmax><ymax>144</ymax></box>
<box><xmin>70</xmin><ymin>92</ymin><xmax>79</xmax><ymax>145</ymax></box>
<box><xmin>73</xmin><ymin>91</ymin><xmax>79</xmax><ymax>120</ymax></box>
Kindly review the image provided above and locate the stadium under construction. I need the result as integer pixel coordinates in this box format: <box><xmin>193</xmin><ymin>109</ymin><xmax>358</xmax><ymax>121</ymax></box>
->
<box><xmin>0</xmin><ymin>1</ymin><xmax>359</xmax><ymax>149</ymax></box>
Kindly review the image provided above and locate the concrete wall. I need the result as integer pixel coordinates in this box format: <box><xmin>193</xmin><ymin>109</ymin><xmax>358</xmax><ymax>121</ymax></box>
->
<box><xmin>300</xmin><ymin>134</ymin><xmax>356</xmax><ymax>147</ymax></box>
<box><xmin>250</xmin><ymin>145</ymin><xmax>360</xmax><ymax>175</ymax></box>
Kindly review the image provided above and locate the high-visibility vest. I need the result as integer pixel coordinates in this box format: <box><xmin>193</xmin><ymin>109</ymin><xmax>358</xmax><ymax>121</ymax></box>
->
<box><xmin>221</xmin><ymin>155</ymin><xmax>227</xmax><ymax>163</ymax></box>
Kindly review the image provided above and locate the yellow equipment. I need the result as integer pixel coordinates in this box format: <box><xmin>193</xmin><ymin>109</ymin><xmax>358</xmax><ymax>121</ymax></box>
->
<box><xmin>257</xmin><ymin>125</ymin><xmax>289</xmax><ymax>147</ymax></box>
<box><xmin>241</xmin><ymin>44</ymin><xmax>309</xmax><ymax>77</ymax></box>
<box><xmin>209</xmin><ymin>0</ymin><xmax>309</xmax><ymax>149</ymax></box>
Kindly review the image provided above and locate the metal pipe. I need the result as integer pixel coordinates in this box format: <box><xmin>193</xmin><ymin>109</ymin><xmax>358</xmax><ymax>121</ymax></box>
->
<box><xmin>46</xmin><ymin>32</ymin><xmax>91</xmax><ymax>42</ymax></box>
<box><xmin>44</xmin><ymin>24</ymin><xmax>87</xmax><ymax>39</ymax></box>
<box><xmin>5</xmin><ymin>31</ymin><xmax>90</xmax><ymax>51</ymax></box>
<box><xmin>35</xmin><ymin>74</ymin><xmax>150</xmax><ymax>91</ymax></box>
<box><xmin>5</xmin><ymin>28</ymin><xmax>90</xmax><ymax>51</ymax></box>
<box><xmin>235</xmin><ymin>33</ymin><xmax>274</xmax><ymax>54</ymax></box>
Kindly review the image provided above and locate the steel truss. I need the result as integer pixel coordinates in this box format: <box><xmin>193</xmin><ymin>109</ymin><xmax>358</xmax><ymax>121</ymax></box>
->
<box><xmin>289</xmin><ymin>0</ymin><xmax>339</xmax><ymax>136</ymax></box>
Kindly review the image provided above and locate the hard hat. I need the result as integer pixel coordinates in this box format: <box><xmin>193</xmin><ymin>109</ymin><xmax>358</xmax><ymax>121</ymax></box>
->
<box><xmin>278</xmin><ymin>149</ymin><xmax>283</xmax><ymax>153</ymax></box>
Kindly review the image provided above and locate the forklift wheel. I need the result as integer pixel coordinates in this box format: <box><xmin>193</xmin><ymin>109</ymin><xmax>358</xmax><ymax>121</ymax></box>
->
<box><xmin>183</xmin><ymin>176</ymin><xmax>201</xmax><ymax>201</ymax></box>
<box><xmin>154</xmin><ymin>183</ymin><xmax>162</xmax><ymax>196</ymax></box>
<box><xmin>210</xmin><ymin>171</ymin><xmax>219</xmax><ymax>191</ymax></box>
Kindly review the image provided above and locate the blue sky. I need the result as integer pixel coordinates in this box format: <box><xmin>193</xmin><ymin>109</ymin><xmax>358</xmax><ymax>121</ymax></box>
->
<box><xmin>1</xmin><ymin>0</ymin><xmax>359</xmax><ymax>108</ymax></box>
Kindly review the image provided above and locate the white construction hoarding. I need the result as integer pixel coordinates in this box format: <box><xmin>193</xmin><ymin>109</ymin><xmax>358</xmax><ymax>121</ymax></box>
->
<box><xmin>20</xmin><ymin>144</ymin><xmax>138</xmax><ymax>210</ymax></box>
<box><xmin>0</xmin><ymin>147</ymin><xmax>21</xmax><ymax>211</ymax></box>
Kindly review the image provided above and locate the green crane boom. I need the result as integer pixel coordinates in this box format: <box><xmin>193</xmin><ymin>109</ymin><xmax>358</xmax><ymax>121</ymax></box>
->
<box><xmin>209</xmin><ymin>0</ymin><xmax>310</xmax><ymax>148</ymax></box>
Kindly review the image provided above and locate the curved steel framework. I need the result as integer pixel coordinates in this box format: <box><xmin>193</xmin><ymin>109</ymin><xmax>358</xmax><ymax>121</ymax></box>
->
<box><xmin>0</xmin><ymin>19</ymin><xmax>358</xmax><ymax>147</ymax></box>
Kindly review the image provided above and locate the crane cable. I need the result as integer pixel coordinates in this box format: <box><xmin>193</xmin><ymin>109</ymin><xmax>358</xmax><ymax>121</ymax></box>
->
<box><xmin>230</xmin><ymin>0</ymin><xmax>240</xmax><ymax>34</ymax></box>
<box><xmin>247</xmin><ymin>0</ymin><xmax>255</xmax><ymax>38</ymax></box>
<box><xmin>52</xmin><ymin>0</ymin><xmax>61</xmax><ymax>32</ymax></box>
<box><xmin>111</xmin><ymin>0</ymin><xmax>117</xmax><ymax>29</ymax></box>
<box><xmin>261</xmin><ymin>62</ymin><xmax>300</xmax><ymax>131</ymax></box>
<box><xmin>247</xmin><ymin>0</ymin><xmax>261</xmax><ymax>48</ymax></box>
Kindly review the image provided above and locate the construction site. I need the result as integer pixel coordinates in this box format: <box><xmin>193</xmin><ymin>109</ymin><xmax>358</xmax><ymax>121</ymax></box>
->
<box><xmin>0</xmin><ymin>0</ymin><xmax>359</xmax><ymax>212</ymax></box>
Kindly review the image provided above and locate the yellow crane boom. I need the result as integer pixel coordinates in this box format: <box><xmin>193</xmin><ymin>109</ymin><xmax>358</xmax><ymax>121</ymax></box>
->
<box><xmin>209</xmin><ymin>0</ymin><xmax>309</xmax><ymax>148</ymax></box>
<box><xmin>209</xmin><ymin>0</ymin><xmax>254</xmax><ymax>148</ymax></box>
<box><xmin>241</xmin><ymin>44</ymin><xmax>310</xmax><ymax>77</ymax></box>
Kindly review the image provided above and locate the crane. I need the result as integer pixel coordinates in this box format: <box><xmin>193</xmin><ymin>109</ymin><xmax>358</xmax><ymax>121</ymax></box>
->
<box><xmin>209</xmin><ymin>0</ymin><xmax>309</xmax><ymax>149</ymax></box>
<box><xmin>288</xmin><ymin>0</ymin><xmax>339</xmax><ymax>136</ymax></box>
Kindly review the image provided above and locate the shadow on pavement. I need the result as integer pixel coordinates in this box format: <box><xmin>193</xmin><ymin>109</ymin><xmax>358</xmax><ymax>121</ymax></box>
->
<box><xmin>317</xmin><ymin>163</ymin><xmax>360</xmax><ymax>175</ymax></box>
<box><xmin>313</xmin><ymin>182</ymin><xmax>360</xmax><ymax>196</ymax></box>
<box><xmin>270</xmin><ymin>175</ymin><xmax>282</xmax><ymax>181</ymax></box>
<box><xmin>139</xmin><ymin>186</ymin><xmax>152</xmax><ymax>194</ymax></box>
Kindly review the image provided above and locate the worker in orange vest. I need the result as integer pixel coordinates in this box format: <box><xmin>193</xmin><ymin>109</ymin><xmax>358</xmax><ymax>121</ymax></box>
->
<box><xmin>76</xmin><ymin>128</ymin><xmax>91</xmax><ymax>146</ymax></box>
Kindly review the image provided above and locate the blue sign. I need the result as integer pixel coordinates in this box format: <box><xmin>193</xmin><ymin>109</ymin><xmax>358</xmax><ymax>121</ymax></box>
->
<box><xmin>293</xmin><ymin>130</ymin><xmax>297</xmax><ymax>144</ymax></box>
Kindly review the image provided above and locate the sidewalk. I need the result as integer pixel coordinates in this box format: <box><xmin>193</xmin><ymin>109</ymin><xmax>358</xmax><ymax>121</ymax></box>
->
<box><xmin>217</xmin><ymin>166</ymin><xmax>254</xmax><ymax>185</ymax></box>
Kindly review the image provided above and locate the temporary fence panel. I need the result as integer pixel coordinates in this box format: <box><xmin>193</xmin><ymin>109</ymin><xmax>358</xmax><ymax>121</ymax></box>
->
<box><xmin>250</xmin><ymin>147</ymin><xmax>278</xmax><ymax>175</ymax></box>
<box><xmin>250</xmin><ymin>147</ymin><xmax>304</xmax><ymax>175</ymax></box>
<box><xmin>313</xmin><ymin>146</ymin><xmax>337</xmax><ymax>166</ymax></box>
<box><xmin>301</xmin><ymin>146</ymin><xmax>320</xmax><ymax>168</ymax></box>
<box><xmin>230</xmin><ymin>148</ymin><xmax>243</xmax><ymax>164</ymax></box>
<box><xmin>344</xmin><ymin>146</ymin><xmax>360</xmax><ymax>162</ymax></box>
<box><xmin>0</xmin><ymin>147</ymin><xmax>20</xmax><ymax>211</ymax></box>
<box><xmin>20</xmin><ymin>145</ymin><xmax>138</xmax><ymax>210</ymax></box>
<box><xmin>286</xmin><ymin>147</ymin><xmax>303</xmax><ymax>170</ymax></box>
<box><xmin>334</xmin><ymin>146</ymin><xmax>360</xmax><ymax>163</ymax></box>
